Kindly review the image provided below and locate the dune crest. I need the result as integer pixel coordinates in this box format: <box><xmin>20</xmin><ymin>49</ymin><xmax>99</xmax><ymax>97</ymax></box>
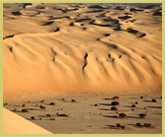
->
<box><xmin>3</xmin><ymin>3</ymin><xmax>162</xmax><ymax>102</ymax></box>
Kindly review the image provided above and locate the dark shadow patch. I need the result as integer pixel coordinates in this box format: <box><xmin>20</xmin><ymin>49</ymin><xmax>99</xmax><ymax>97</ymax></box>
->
<box><xmin>147</xmin><ymin>106</ymin><xmax>162</xmax><ymax>109</ymax></box>
<box><xmin>82</xmin><ymin>52</ymin><xmax>88</xmax><ymax>70</ymax></box>
<box><xmin>39</xmin><ymin>7</ymin><xmax>45</xmax><ymax>9</ymax></box>
<box><xmin>42</xmin><ymin>21</ymin><xmax>54</xmax><ymax>26</ymax></box>
<box><xmin>38</xmin><ymin>115</ymin><xmax>47</xmax><ymax>117</ymax></box>
<box><xmin>143</xmin><ymin>100</ymin><xmax>151</xmax><ymax>102</ymax></box>
<box><xmin>89</xmin><ymin>20</ymin><xmax>95</xmax><ymax>24</ymax></box>
<box><xmin>115</xmin><ymin>6</ymin><xmax>125</xmax><ymax>11</ymax></box>
<box><xmin>3</xmin><ymin>35</ymin><xmax>15</xmax><ymax>40</ymax></box>
<box><xmin>139</xmin><ymin>33</ymin><xmax>146</xmax><ymax>38</ymax></box>
<box><xmin>54</xmin><ymin>27</ymin><xmax>60</xmax><ymax>32</ymax></box>
<box><xmin>103</xmin><ymin>18</ymin><xmax>119</xmax><ymax>24</ymax></box>
<box><xmin>75</xmin><ymin>18</ymin><xmax>91</xmax><ymax>22</ymax></box>
<box><xmin>102</xmin><ymin>115</ymin><xmax>118</xmax><ymax>118</ymax></box>
<box><xmin>104</xmin><ymin>33</ymin><xmax>110</xmax><ymax>37</ymax></box>
<box><xmin>99</xmin><ymin>103</ymin><xmax>111</xmax><ymax>106</ymax></box>
<box><xmin>118</xmin><ymin>15</ymin><xmax>132</xmax><ymax>20</ymax></box>
<box><xmin>86</xmin><ymin>9</ymin><xmax>104</xmax><ymax>13</ymax></box>
<box><xmin>99</xmin><ymin>108</ymin><xmax>110</xmax><ymax>111</ymax></box>
<box><xmin>152</xmin><ymin>11</ymin><xmax>162</xmax><ymax>16</ymax></box>
<box><xmin>126</xmin><ymin>116</ymin><xmax>139</xmax><ymax>118</ymax></box>
<box><xmin>93</xmin><ymin>23</ymin><xmax>112</xmax><ymax>27</ymax></box>
<box><xmin>129</xmin><ymin>19</ymin><xmax>137</xmax><ymax>23</ymax></box>
<box><xmin>113</xmin><ymin>24</ymin><xmax>122</xmax><ymax>31</ymax></box>
<box><xmin>105</xmin><ymin>125</ymin><xmax>119</xmax><ymax>129</ymax></box>
<box><xmin>127</xmin><ymin>28</ymin><xmax>138</xmax><ymax>34</ymax></box>
<box><xmin>124</xmin><ymin>12</ymin><xmax>132</xmax><ymax>15</ymax></box>
<box><xmin>97</xmin><ymin>38</ymin><xmax>101</xmax><ymax>41</ymax></box>
<box><xmin>112</xmin><ymin>58</ymin><xmax>115</xmax><ymax>62</ymax></box>
<box><xmin>103</xmin><ymin>97</ymin><xmax>112</xmax><ymax>100</ymax></box>
<box><xmin>119</xmin><ymin>55</ymin><xmax>122</xmax><ymax>58</ymax></box>
<box><xmin>87</xmin><ymin>5</ymin><xmax>107</xmax><ymax>9</ymax></box>
<box><xmin>112</xmin><ymin>45</ymin><xmax>117</xmax><ymax>49</ymax></box>
<box><xmin>55</xmin><ymin>8</ymin><xmax>79</xmax><ymax>13</ymax></box>
<box><xmin>23</xmin><ymin>3</ymin><xmax>33</xmax><ymax>8</ymax></box>
<box><xmin>49</xmin><ymin>16</ymin><xmax>70</xmax><ymax>20</ymax></box>
<box><xmin>27</xmin><ymin>108</ymin><xmax>40</xmax><ymax>111</ymax></box>
<box><xmin>96</xmin><ymin>13</ymin><xmax>106</xmax><ymax>17</ymax></box>
<box><xmin>11</xmin><ymin>110</ymin><xmax>22</xmax><ymax>112</ymax></box>
<box><xmin>83</xmin><ymin>27</ymin><xmax>86</xmax><ymax>30</ymax></box>
<box><xmin>11</xmin><ymin>11</ymin><xmax>22</xmax><ymax>15</ymax></box>
<box><xmin>70</xmin><ymin>22</ymin><xmax>74</xmax><ymax>26</ymax></box>
<box><xmin>9</xmin><ymin>47</ymin><xmax>13</xmax><ymax>52</ymax></box>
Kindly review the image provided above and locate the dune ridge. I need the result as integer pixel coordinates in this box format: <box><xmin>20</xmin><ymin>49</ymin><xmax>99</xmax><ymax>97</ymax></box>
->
<box><xmin>3</xmin><ymin>3</ymin><xmax>162</xmax><ymax>134</ymax></box>
<box><xmin>3</xmin><ymin>3</ymin><xmax>162</xmax><ymax>102</ymax></box>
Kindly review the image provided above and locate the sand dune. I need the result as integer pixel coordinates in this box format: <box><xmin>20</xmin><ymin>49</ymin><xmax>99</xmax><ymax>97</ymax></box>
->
<box><xmin>3</xmin><ymin>3</ymin><xmax>162</xmax><ymax>134</ymax></box>
<box><xmin>3</xmin><ymin>107</ymin><xmax>52</xmax><ymax>134</ymax></box>
<box><xmin>3</xmin><ymin>3</ymin><xmax>162</xmax><ymax>101</ymax></box>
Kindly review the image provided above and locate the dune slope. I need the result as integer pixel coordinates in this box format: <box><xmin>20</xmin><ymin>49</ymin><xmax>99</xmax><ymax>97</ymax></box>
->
<box><xmin>3</xmin><ymin>3</ymin><xmax>162</xmax><ymax>102</ymax></box>
<box><xmin>3</xmin><ymin>107</ymin><xmax>52</xmax><ymax>134</ymax></box>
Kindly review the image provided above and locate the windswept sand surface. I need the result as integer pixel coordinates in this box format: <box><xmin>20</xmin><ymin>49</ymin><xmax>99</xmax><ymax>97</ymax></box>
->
<box><xmin>3</xmin><ymin>3</ymin><xmax>162</xmax><ymax>134</ymax></box>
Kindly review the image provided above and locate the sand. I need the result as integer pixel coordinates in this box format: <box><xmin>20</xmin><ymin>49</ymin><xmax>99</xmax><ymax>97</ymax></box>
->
<box><xmin>3</xmin><ymin>107</ymin><xmax>52</xmax><ymax>134</ymax></box>
<box><xmin>4</xmin><ymin>94</ymin><xmax>162</xmax><ymax>134</ymax></box>
<box><xmin>3</xmin><ymin>3</ymin><xmax>162</xmax><ymax>134</ymax></box>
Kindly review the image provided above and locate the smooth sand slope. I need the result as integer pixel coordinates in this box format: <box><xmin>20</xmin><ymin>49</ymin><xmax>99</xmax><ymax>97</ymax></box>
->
<box><xmin>3</xmin><ymin>107</ymin><xmax>52</xmax><ymax>134</ymax></box>
<box><xmin>3</xmin><ymin>3</ymin><xmax>162</xmax><ymax>134</ymax></box>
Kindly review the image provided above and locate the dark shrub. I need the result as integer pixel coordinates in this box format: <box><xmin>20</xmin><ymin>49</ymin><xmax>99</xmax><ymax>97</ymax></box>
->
<box><xmin>31</xmin><ymin>116</ymin><xmax>35</xmax><ymax>120</ymax></box>
<box><xmin>139</xmin><ymin>113</ymin><xmax>147</xmax><ymax>118</ymax></box>
<box><xmin>111</xmin><ymin>106</ymin><xmax>117</xmax><ymax>111</ymax></box>
<box><xmin>71</xmin><ymin>99</ymin><xmax>76</xmax><ymax>102</ymax></box>
<box><xmin>116</xmin><ymin>123</ymin><xmax>121</xmax><ymax>127</ymax></box>
<box><xmin>50</xmin><ymin>102</ymin><xmax>55</xmax><ymax>105</ymax></box>
<box><xmin>119</xmin><ymin>113</ymin><xmax>126</xmax><ymax>118</ymax></box>
<box><xmin>22</xmin><ymin>109</ymin><xmax>28</xmax><ymax>112</ymax></box>
<box><xmin>152</xmin><ymin>99</ymin><xmax>157</xmax><ymax>102</ymax></box>
<box><xmin>111</xmin><ymin>101</ymin><xmax>119</xmax><ymax>106</ymax></box>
